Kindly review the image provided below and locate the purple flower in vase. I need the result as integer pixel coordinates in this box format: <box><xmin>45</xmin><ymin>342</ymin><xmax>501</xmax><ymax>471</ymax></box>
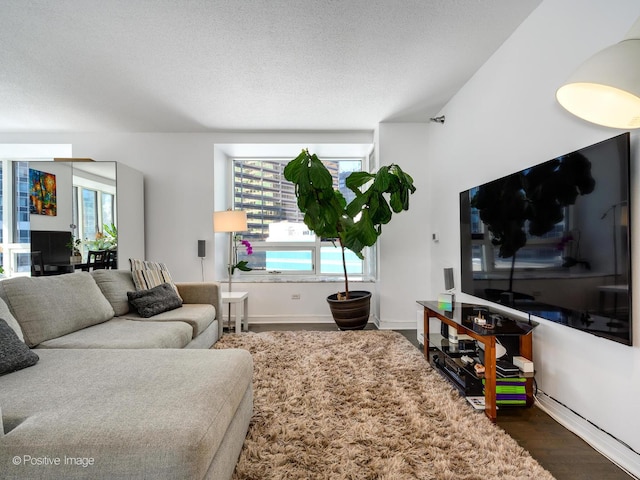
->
<box><xmin>230</xmin><ymin>236</ymin><xmax>253</xmax><ymax>274</ymax></box>
<box><xmin>241</xmin><ymin>239</ymin><xmax>253</xmax><ymax>255</ymax></box>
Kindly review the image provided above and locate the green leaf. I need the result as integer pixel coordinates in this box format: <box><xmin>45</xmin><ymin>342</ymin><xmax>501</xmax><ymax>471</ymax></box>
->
<box><xmin>345</xmin><ymin>209</ymin><xmax>379</xmax><ymax>252</ymax></box>
<box><xmin>283</xmin><ymin>149</ymin><xmax>308</xmax><ymax>182</ymax></box>
<box><xmin>346</xmin><ymin>171</ymin><xmax>374</xmax><ymax>192</ymax></box>
<box><xmin>389</xmin><ymin>189</ymin><xmax>404</xmax><ymax>212</ymax></box>
<box><xmin>231</xmin><ymin>260</ymin><xmax>252</xmax><ymax>274</ymax></box>
<box><xmin>333</xmin><ymin>189</ymin><xmax>347</xmax><ymax>210</ymax></box>
<box><xmin>309</xmin><ymin>157</ymin><xmax>333</xmax><ymax>189</ymax></box>
<box><xmin>345</xmin><ymin>190</ymin><xmax>369</xmax><ymax>218</ymax></box>
<box><xmin>372</xmin><ymin>166</ymin><xmax>391</xmax><ymax>192</ymax></box>
<box><xmin>369</xmin><ymin>193</ymin><xmax>392</xmax><ymax>225</ymax></box>
<box><xmin>235</xmin><ymin>261</ymin><xmax>252</xmax><ymax>272</ymax></box>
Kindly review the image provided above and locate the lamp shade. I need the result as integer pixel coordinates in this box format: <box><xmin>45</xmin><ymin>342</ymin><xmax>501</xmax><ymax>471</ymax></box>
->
<box><xmin>556</xmin><ymin>19</ymin><xmax>640</xmax><ymax>129</ymax></box>
<box><xmin>213</xmin><ymin>210</ymin><xmax>248</xmax><ymax>233</ymax></box>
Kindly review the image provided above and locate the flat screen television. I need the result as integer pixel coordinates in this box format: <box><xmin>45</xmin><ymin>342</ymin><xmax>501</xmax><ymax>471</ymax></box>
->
<box><xmin>31</xmin><ymin>230</ymin><xmax>72</xmax><ymax>265</ymax></box>
<box><xmin>460</xmin><ymin>133</ymin><xmax>632</xmax><ymax>346</ymax></box>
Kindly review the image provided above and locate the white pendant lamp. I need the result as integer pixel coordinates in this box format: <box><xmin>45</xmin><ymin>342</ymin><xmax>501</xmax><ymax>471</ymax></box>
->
<box><xmin>556</xmin><ymin>17</ymin><xmax>640</xmax><ymax>129</ymax></box>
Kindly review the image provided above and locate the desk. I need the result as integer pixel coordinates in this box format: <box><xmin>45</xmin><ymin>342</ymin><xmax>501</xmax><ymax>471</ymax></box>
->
<box><xmin>221</xmin><ymin>291</ymin><xmax>249</xmax><ymax>333</ymax></box>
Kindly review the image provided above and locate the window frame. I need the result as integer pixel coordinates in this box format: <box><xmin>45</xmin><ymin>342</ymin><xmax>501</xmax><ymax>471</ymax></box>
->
<box><xmin>72</xmin><ymin>175</ymin><xmax>116</xmax><ymax>253</ymax></box>
<box><xmin>230</xmin><ymin>156</ymin><xmax>371</xmax><ymax>280</ymax></box>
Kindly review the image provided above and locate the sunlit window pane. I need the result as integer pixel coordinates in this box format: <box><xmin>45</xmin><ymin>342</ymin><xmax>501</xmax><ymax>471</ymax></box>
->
<box><xmin>101</xmin><ymin>193</ymin><xmax>114</xmax><ymax>226</ymax></box>
<box><xmin>82</xmin><ymin>189</ymin><xmax>98</xmax><ymax>240</ymax></box>
<box><xmin>320</xmin><ymin>246</ymin><xmax>363</xmax><ymax>275</ymax></box>
<box><xmin>237</xmin><ymin>249</ymin><xmax>314</xmax><ymax>272</ymax></box>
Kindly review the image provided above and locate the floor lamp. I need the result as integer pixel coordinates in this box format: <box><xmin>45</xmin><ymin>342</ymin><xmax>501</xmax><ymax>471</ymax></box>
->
<box><xmin>213</xmin><ymin>210</ymin><xmax>248</xmax><ymax>329</ymax></box>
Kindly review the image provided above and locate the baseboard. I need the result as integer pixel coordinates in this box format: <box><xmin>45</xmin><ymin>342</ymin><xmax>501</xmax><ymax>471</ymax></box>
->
<box><xmin>244</xmin><ymin>315</ymin><xmax>414</xmax><ymax>331</ymax></box>
<box><xmin>376</xmin><ymin>320</ymin><xmax>417</xmax><ymax>330</ymax></box>
<box><xmin>535</xmin><ymin>391</ymin><xmax>640</xmax><ymax>479</ymax></box>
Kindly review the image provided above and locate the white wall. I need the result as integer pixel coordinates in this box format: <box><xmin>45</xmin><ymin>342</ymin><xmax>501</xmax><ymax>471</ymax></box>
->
<box><xmin>424</xmin><ymin>0</ymin><xmax>640</xmax><ymax>469</ymax></box>
<box><xmin>376</xmin><ymin>123</ymin><xmax>432</xmax><ymax>328</ymax></box>
<box><xmin>0</xmin><ymin>131</ymin><xmax>375</xmax><ymax>325</ymax></box>
<box><xmin>115</xmin><ymin>162</ymin><xmax>145</xmax><ymax>264</ymax></box>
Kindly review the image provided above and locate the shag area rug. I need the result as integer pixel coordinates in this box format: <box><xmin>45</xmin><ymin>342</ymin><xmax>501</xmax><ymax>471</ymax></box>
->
<box><xmin>214</xmin><ymin>330</ymin><xmax>554</xmax><ymax>480</ymax></box>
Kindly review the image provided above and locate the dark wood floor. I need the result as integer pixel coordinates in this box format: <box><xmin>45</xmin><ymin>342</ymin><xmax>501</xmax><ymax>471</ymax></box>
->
<box><xmin>245</xmin><ymin>323</ymin><xmax>632</xmax><ymax>480</ymax></box>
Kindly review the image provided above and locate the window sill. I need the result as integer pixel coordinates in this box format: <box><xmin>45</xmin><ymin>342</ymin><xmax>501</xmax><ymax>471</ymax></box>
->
<box><xmin>227</xmin><ymin>275</ymin><xmax>375</xmax><ymax>283</ymax></box>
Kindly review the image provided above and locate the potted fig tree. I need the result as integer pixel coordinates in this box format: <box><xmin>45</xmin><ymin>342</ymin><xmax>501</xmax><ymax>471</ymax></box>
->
<box><xmin>284</xmin><ymin>149</ymin><xmax>416</xmax><ymax>330</ymax></box>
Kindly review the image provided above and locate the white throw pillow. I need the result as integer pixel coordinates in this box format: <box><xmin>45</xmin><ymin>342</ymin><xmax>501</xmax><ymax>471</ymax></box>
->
<box><xmin>129</xmin><ymin>259</ymin><xmax>182</xmax><ymax>299</ymax></box>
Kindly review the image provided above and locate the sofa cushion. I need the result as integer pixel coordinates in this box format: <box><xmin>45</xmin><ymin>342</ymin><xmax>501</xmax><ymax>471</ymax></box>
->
<box><xmin>91</xmin><ymin>269</ymin><xmax>136</xmax><ymax>315</ymax></box>
<box><xmin>36</xmin><ymin>318</ymin><xmax>193</xmax><ymax>349</ymax></box>
<box><xmin>123</xmin><ymin>304</ymin><xmax>216</xmax><ymax>338</ymax></box>
<box><xmin>0</xmin><ymin>348</ymin><xmax>253</xmax><ymax>479</ymax></box>
<box><xmin>0</xmin><ymin>297</ymin><xmax>24</xmax><ymax>342</ymax></box>
<box><xmin>0</xmin><ymin>273</ymin><xmax>115</xmax><ymax>347</ymax></box>
<box><xmin>0</xmin><ymin>319</ymin><xmax>39</xmax><ymax>375</ymax></box>
<box><xmin>127</xmin><ymin>283</ymin><xmax>183</xmax><ymax>318</ymax></box>
<box><xmin>129</xmin><ymin>259</ymin><xmax>181</xmax><ymax>298</ymax></box>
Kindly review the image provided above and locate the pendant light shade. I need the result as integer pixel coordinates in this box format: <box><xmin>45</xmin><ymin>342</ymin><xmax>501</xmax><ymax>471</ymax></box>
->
<box><xmin>556</xmin><ymin>18</ymin><xmax>640</xmax><ymax>129</ymax></box>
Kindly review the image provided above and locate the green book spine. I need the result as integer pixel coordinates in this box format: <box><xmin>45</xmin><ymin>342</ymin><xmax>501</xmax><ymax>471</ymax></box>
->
<box><xmin>487</xmin><ymin>377</ymin><xmax>527</xmax><ymax>382</ymax></box>
<box><xmin>495</xmin><ymin>386</ymin><xmax>526</xmax><ymax>393</ymax></box>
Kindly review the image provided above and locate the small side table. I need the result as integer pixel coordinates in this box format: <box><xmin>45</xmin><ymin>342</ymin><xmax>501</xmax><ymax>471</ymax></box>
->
<box><xmin>221</xmin><ymin>291</ymin><xmax>249</xmax><ymax>333</ymax></box>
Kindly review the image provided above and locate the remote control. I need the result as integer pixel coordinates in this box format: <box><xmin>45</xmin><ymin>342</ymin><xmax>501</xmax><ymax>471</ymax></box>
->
<box><xmin>461</xmin><ymin>355</ymin><xmax>474</xmax><ymax>364</ymax></box>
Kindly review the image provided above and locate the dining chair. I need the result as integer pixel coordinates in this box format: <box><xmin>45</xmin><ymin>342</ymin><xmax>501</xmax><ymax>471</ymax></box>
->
<box><xmin>84</xmin><ymin>250</ymin><xmax>109</xmax><ymax>271</ymax></box>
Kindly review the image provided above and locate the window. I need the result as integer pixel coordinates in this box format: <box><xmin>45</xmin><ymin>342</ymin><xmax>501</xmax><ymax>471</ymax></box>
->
<box><xmin>13</xmin><ymin>162</ymin><xmax>30</xmax><ymax>244</ymax></box>
<box><xmin>233</xmin><ymin>157</ymin><xmax>366</xmax><ymax>277</ymax></box>
<box><xmin>12</xmin><ymin>161</ymin><xmax>33</xmax><ymax>273</ymax></box>
<box><xmin>73</xmin><ymin>185</ymin><xmax>115</xmax><ymax>250</ymax></box>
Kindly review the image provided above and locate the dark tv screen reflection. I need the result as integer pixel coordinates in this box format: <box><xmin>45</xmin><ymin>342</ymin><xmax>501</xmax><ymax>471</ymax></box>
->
<box><xmin>31</xmin><ymin>230</ymin><xmax>72</xmax><ymax>265</ymax></box>
<box><xmin>460</xmin><ymin>133</ymin><xmax>632</xmax><ymax>345</ymax></box>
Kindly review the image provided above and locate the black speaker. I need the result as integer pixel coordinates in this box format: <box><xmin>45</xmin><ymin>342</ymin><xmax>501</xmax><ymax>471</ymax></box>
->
<box><xmin>197</xmin><ymin>240</ymin><xmax>206</xmax><ymax>258</ymax></box>
<box><xmin>444</xmin><ymin>267</ymin><xmax>454</xmax><ymax>290</ymax></box>
<box><xmin>440</xmin><ymin>322</ymin><xmax>449</xmax><ymax>338</ymax></box>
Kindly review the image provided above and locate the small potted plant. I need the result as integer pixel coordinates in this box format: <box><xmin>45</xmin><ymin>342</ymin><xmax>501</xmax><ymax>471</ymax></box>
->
<box><xmin>67</xmin><ymin>236</ymin><xmax>83</xmax><ymax>264</ymax></box>
<box><xmin>284</xmin><ymin>149</ymin><xmax>416</xmax><ymax>330</ymax></box>
<box><xmin>85</xmin><ymin>223</ymin><xmax>118</xmax><ymax>251</ymax></box>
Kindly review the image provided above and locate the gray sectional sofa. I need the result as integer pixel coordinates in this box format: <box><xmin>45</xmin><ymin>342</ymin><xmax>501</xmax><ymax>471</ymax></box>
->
<box><xmin>0</xmin><ymin>270</ymin><xmax>253</xmax><ymax>479</ymax></box>
<box><xmin>2</xmin><ymin>270</ymin><xmax>222</xmax><ymax>350</ymax></box>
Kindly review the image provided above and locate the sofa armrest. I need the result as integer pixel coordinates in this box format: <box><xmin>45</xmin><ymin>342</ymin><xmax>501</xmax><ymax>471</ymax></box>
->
<box><xmin>175</xmin><ymin>282</ymin><xmax>221</xmax><ymax>320</ymax></box>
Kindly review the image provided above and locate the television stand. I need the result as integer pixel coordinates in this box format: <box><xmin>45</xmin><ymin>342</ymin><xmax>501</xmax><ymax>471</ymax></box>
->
<box><xmin>417</xmin><ymin>301</ymin><xmax>538</xmax><ymax>422</ymax></box>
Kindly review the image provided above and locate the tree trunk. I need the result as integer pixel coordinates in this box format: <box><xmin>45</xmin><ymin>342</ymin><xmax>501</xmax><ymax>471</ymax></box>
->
<box><xmin>339</xmin><ymin>237</ymin><xmax>349</xmax><ymax>299</ymax></box>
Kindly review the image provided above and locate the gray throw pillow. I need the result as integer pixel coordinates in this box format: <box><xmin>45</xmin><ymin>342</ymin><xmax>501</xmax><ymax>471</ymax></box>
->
<box><xmin>0</xmin><ymin>318</ymin><xmax>39</xmax><ymax>375</ymax></box>
<box><xmin>127</xmin><ymin>283</ymin><xmax>183</xmax><ymax>318</ymax></box>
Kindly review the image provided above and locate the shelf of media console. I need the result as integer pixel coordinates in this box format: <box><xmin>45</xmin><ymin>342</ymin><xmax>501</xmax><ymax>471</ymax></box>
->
<box><xmin>427</xmin><ymin>333</ymin><xmax>533</xmax><ymax>397</ymax></box>
<box><xmin>427</xmin><ymin>333</ymin><xmax>483</xmax><ymax>384</ymax></box>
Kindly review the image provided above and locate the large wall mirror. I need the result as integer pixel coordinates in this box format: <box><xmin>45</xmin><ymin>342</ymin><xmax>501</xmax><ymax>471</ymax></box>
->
<box><xmin>0</xmin><ymin>160</ymin><xmax>118</xmax><ymax>277</ymax></box>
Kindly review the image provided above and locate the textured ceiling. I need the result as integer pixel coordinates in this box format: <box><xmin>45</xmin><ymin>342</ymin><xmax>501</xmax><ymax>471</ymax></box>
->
<box><xmin>0</xmin><ymin>0</ymin><xmax>541</xmax><ymax>132</ymax></box>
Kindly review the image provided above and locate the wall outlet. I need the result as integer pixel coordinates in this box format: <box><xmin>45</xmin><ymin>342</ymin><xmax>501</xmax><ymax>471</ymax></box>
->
<box><xmin>291</xmin><ymin>293</ymin><xmax>301</xmax><ymax>300</ymax></box>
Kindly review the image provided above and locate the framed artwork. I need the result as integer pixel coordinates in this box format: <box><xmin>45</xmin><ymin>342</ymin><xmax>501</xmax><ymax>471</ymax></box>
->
<box><xmin>29</xmin><ymin>169</ymin><xmax>57</xmax><ymax>216</ymax></box>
